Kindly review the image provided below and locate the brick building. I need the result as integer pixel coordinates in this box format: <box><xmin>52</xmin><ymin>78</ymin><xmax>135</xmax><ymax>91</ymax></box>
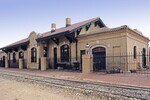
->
<box><xmin>0</xmin><ymin>17</ymin><xmax>149</xmax><ymax>73</ymax></box>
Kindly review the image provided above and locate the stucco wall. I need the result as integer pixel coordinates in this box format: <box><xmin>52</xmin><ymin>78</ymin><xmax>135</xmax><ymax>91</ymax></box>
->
<box><xmin>27</xmin><ymin>31</ymin><xmax>39</xmax><ymax>69</ymax></box>
<box><xmin>77</xmin><ymin>28</ymin><xmax>149</xmax><ymax>71</ymax></box>
<box><xmin>1</xmin><ymin>21</ymin><xmax>149</xmax><ymax>72</ymax></box>
<box><xmin>126</xmin><ymin>30</ymin><xmax>149</xmax><ymax>70</ymax></box>
<box><xmin>77</xmin><ymin>29</ymin><xmax>128</xmax><ymax>71</ymax></box>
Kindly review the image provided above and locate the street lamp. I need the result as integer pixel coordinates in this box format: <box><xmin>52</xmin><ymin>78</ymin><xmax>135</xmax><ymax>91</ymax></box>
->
<box><xmin>85</xmin><ymin>43</ymin><xmax>90</xmax><ymax>54</ymax></box>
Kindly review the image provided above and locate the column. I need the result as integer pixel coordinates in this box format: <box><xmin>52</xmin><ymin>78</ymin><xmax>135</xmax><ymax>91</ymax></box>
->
<box><xmin>19</xmin><ymin>59</ymin><xmax>23</xmax><ymax>69</ymax></box>
<box><xmin>41</xmin><ymin>57</ymin><xmax>47</xmax><ymax>71</ymax></box>
<box><xmin>5</xmin><ymin>57</ymin><xmax>8</xmax><ymax>68</ymax></box>
<box><xmin>82</xmin><ymin>54</ymin><xmax>92</xmax><ymax>73</ymax></box>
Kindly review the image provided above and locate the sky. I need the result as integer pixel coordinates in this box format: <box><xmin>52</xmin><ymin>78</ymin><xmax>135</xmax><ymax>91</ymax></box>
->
<box><xmin>0</xmin><ymin>0</ymin><xmax>150</xmax><ymax>48</ymax></box>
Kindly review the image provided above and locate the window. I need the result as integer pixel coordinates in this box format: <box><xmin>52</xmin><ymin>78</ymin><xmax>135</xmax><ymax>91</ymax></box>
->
<box><xmin>142</xmin><ymin>48</ymin><xmax>146</xmax><ymax>67</ymax></box>
<box><xmin>31</xmin><ymin>47</ymin><xmax>37</xmax><ymax>62</ymax></box>
<box><xmin>13</xmin><ymin>53</ymin><xmax>16</xmax><ymax>63</ymax></box>
<box><xmin>61</xmin><ymin>44</ymin><xmax>69</xmax><ymax>62</ymax></box>
<box><xmin>133</xmin><ymin>46</ymin><xmax>136</xmax><ymax>59</ymax></box>
<box><xmin>19</xmin><ymin>51</ymin><xmax>24</xmax><ymax>59</ymax></box>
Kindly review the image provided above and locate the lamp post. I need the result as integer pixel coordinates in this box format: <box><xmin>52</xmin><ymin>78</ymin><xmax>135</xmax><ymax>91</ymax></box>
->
<box><xmin>85</xmin><ymin>43</ymin><xmax>90</xmax><ymax>55</ymax></box>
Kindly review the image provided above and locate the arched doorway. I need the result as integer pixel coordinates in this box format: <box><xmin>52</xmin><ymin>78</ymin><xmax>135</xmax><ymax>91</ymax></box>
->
<box><xmin>92</xmin><ymin>47</ymin><xmax>106</xmax><ymax>71</ymax></box>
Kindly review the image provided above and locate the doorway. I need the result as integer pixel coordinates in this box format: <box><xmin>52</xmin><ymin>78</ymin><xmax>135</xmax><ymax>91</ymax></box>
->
<box><xmin>92</xmin><ymin>47</ymin><xmax>106</xmax><ymax>71</ymax></box>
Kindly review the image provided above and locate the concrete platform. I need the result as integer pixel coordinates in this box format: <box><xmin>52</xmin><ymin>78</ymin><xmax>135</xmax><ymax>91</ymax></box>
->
<box><xmin>0</xmin><ymin>67</ymin><xmax>150</xmax><ymax>88</ymax></box>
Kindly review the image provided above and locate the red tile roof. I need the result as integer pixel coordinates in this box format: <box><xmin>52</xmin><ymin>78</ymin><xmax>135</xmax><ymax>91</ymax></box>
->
<box><xmin>1</xmin><ymin>17</ymin><xmax>149</xmax><ymax>50</ymax></box>
<box><xmin>1</xmin><ymin>17</ymin><xmax>102</xmax><ymax>49</ymax></box>
<box><xmin>40</xmin><ymin>17</ymin><xmax>100</xmax><ymax>38</ymax></box>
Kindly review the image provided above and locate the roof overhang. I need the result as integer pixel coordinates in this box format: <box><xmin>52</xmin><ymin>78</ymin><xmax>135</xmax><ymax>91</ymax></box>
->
<box><xmin>0</xmin><ymin>41</ymin><xmax>29</xmax><ymax>52</ymax></box>
<box><xmin>70</xmin><ymin>18</ymin><xmax>105</xmax><ymax>33</ymax></box>
<box><xmin>36</xmin><ymin>31</ymin><xmax>69</xmax><ymax>42</ymax></box>
<box><xmin>37</xmin><ymin>18</ymin><xmax>106</xmax><ymax>43</ymax></box>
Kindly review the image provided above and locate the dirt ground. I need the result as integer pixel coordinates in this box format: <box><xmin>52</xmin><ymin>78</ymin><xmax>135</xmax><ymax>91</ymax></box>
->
<box><xmin>0</xmin><ymin>76</ymin><xmax>101</xmax><ymax>100</ymax></box>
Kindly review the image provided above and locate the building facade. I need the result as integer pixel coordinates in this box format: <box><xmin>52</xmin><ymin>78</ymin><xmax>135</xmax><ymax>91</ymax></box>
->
<box><xmin>0</xmin><ymin>17</ymin><xmax>149</xmax><ymax>72</ymax></box>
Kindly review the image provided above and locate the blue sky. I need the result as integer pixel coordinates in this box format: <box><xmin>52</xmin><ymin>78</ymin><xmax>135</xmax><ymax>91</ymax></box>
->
<box><xmin>0</xmin><ymin>0</ymin><xmax>150</xmax><ymax>47</ymax></box>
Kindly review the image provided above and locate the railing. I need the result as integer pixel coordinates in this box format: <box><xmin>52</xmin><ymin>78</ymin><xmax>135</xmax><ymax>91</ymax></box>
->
<box><xmin>45</xmin><ymin>57</ymin><xmax>81</xmax><ymax>71</ymax></box>
<box><xmin>3</xmin><ymin>53</ymin><xmax>150</xmax><ymax>77</ymax></box>
<box><xmin>90</xmin><ymin>53</ymin><xmax>150</xmax><ymax>77</ymax></box>
<box><xmin>0</xmin><ymin>60</ymin><xmax>4</xmax><ymax>67</ymax></box>
<box><xmin>23</xmin><ymin>59</ymin><xmax>27</xmax><ymax>69</ymax></box>
<box><xmin>9</xmin><ymin>60</ymin><xmax>19</xmax><ymax>68</ymax></box>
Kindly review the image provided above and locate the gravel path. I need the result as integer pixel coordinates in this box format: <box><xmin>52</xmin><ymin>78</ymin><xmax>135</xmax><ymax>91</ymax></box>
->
<box><xmin>0</xmin><ymin>70</ymin><xmax>149</xmax><ymax>100</ymax></box>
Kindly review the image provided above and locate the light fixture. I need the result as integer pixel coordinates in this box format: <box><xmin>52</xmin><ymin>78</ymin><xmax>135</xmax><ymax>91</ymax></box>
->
<box><xmin>85</xmin><ymin>43</ymin><xmax>89</xmax><ymax>48</ymax></box>
<box><xmin>85</xmin><ymin>43</ymin><xmax>90</xmax><ymax>54</ymax></box>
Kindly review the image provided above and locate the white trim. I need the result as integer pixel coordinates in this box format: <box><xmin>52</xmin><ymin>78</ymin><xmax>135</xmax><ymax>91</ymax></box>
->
<box><xmin>90</xmin><ymin>44</ymin><xmax>108</xmax><ymax>70</ymax></box>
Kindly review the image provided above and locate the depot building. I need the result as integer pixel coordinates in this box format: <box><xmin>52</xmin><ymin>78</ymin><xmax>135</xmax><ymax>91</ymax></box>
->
<box><xmin>0</xmin><ymin>17</ymin><xmax>149</xmax><ymax>73</ymax></box>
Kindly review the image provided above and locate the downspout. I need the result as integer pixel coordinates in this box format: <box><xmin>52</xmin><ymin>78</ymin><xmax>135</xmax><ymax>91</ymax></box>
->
<box><xmin>70</xmin><ymin>42</ymin><xmax>71</xmax><ymax>66</ymax></box>
<box><xmin>76</xmin><ymin>39</ymin><xmax>78</xmax><ymax>61</ymax></box>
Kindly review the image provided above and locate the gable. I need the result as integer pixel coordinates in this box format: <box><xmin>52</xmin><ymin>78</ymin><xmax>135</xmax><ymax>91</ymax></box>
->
<box><xmin>80</xmin><ymin>22</ymin><xmax>101</xmax><ymax>35</ymax></box>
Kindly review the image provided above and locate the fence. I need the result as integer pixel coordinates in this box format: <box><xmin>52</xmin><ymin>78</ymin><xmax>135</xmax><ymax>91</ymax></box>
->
<box><xmin>0</xmin><ymin>53</ymin><xmax>149</xmax><ymax>77</ymax></box>
<box><xmin>45</xmin><ymin>57</ymin><xmax>81</xmax><ymax>71</ymax></box>
<box><xmin>43</xmin><ymin>53</ymin><xmax>150</xmax><ymax>71</ymax></box>
<box><xmin>9</xmin><ymin>60</ymin><xmax>19</xmax><ymax>68</ymax></box>
<box><xmin>23</xmin><ymin>59</ymin><xmax>27</xmax><ymax>69</ymax></box>
<box><xmin>91</xmin><ymin>53</ymin><xmax>150</xmax><ymax>77</ymax></box>
<box><xmin>0</xmin><ymin>59</ymin><xmax>4</xmax><ymax>67</ymax></box>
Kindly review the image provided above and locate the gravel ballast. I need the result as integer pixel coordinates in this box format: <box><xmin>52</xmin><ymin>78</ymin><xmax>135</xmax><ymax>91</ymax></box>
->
<box><xmin>0</xmin><ymin>70</ymin><xmax>149</xmax><ymax>100</ymax></box>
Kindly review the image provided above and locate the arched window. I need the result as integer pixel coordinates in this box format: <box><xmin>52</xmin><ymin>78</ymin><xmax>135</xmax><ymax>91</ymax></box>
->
<box><xmin>133</xmin><ymin>46</ymin><xmax>136</xmax><ymax>59</ymax></box>
<box><xmin>142</xmin><ymin>48</ymin><xmax>146</xmax><ymax>67</ymax></box>
<box><xmin>13</xmin><ymin>52</ymin><xmax>16</xmax><ymax>63</ymax></box>
<box><xmin>61</xmin><ymin>44</ymin><xmax>69</xmax><ymax>62</ymax></box>
<box><xmin>19</xmin><ymin>51</ymin><xmax>24</xmax><ymax>59</ymax></box>
<box><xmin>31</xmin><ymin>47</ymin><xmax>37</xmax><ymax>62</ymax></box>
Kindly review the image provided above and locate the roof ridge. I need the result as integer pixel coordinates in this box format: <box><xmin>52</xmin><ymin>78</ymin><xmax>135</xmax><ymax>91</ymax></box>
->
<box><xmin>42</xmin><ymin>17</ymin><xmax>100</xmax><ymax>34</ymax></box>
<box><xmin>40</xmin><ymin>17</ymin><xmax>101</xmax><ymax>38</ymax></box>
<box><xmin>1</xmin><ymin>17</ymin><xmax>104</xmax><ymax>49</ymax></box>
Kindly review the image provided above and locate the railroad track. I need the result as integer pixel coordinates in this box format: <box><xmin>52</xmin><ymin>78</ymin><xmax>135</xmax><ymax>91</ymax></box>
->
<box><xmin>0</xmin><ymin>70</ymin><xmax>149</xmax><ymax>100</ymax></box>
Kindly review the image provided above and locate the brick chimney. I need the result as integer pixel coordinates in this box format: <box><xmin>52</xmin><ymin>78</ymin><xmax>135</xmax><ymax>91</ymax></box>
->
<box><xmin>66</xmin><ymin>18</ymin><xmax>71</xmax><ymax>27</ymax></box>
<box><xmin>51</xmin><ymin>23</ymin><xmax>56</xmax><ymax>32</ymax></box>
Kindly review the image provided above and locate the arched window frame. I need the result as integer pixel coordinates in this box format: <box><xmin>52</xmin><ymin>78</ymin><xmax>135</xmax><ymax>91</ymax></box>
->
<box><xmin>31</xmin><ymin>47</ymin><xmax>37</xmax><ymax>62</ymax></box>
<box><xmin>60</xmin><ymin>44</ymin><xmax>69</xmax><ymax>62</ymax></box>
<box><xmin>133</xmin><ymin>46</ymin><xmax>136</xmax><ymax>59</ymax></box>
<box><xmin>142</xmin><ymin>48</ymin><xmax>146</xmax><ymax>67</ymax></box>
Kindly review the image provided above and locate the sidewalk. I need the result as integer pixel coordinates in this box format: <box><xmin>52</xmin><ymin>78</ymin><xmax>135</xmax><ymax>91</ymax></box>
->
<box><xmin>0</xmin><ymin>67</ymin><xmax>150</xmax><ymax>88</ymax></box>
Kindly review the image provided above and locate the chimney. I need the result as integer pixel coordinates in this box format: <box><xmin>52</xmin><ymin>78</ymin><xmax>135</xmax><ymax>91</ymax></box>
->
<box><xmin>51</xmin><ymin>23</ymin><xmax>56</xmax><ymax>32</ymax></box>
<box><xmin>66</xmin><ymin>18</ymin><xmax>71</xmax><ymax>27</ymax></box>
